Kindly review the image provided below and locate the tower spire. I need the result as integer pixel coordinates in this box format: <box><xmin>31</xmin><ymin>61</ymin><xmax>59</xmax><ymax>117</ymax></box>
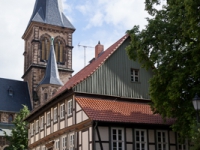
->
<box><xmin>28</xmin><ymin>0</ymin><xmax>75</xmax><ymax>29</ymax></box>
<box><xmin>39</xmin><ymin>37</ymin><xmax>63</xmax><ymax>86</ymax></box>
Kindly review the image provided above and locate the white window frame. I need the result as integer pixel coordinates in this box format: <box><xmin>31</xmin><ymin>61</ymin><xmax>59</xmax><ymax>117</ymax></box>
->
<box><xmin>31</xmin><ymin>123</ymin><xmax>34</xmax><ymax>136</ymax></box>
<box><xmin>69</xmin><ymin>133</ymin><xmax>74</xmax><ymax>150</ymax></box>
<box><xmin>40</xmin><ymin>116</ymin><xmax>44</xmax><ymax>130</ymax></box>
<box><xmin>135</xmin><ymin>129</ymin><xmax>147</xmax><ymax>150</ymax></box>
<box><xmin>111</xmin><ymin>128</ymin><xmax>124</xmax><ymax>150</ymax></box>
<box><xmin>60</xmin><ymin>103</ymin><xmax>65</xmax><ymax>119</ymax></box>
<box><xmin>55</xmin><ymin>139</ymin><xmax>60</xmax><ymax>150</ymax></box>
<box><xmin>177</xmin><ymin>136</ymin><xmax>188</xmax><ymax>150</ymax></box>
<box><xmin>131</xmin><ymin>69</ymin><xmax>139</xmax><ymax>82</ymax></box>
<box><xmin>47</xmin><ymin>111</ymin><xmax>51</xmax><ymax>126</ymax></box>
<box><xmin>54</xmin><ymin>107</ymin><xmax>58</xmax><ymax>122</ymax></box>
<box><xmin>157</xmin><ymin>130</ymin><xmax>168</xmax><ymax>150</ymax></box>
<box><xmin>35</xmin><ymin>120</ymin><xmax>39</xmax><ymax>133</ymax></box>
<box><xmin>68</xmin><ymin>100</ymin><xmax>73</xmax><ymax>116</ymax></box>
<box><xmin>62</xmin><ymin>135</ymin><xmax>67</xmax><ymax>150</ymax></box>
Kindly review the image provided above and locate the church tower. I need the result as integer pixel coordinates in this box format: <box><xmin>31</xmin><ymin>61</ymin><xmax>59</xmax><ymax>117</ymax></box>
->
<box><xmin>22</xmin><ymin>0</ymin><xmax>75</xmax><ymax>108</ymax></box>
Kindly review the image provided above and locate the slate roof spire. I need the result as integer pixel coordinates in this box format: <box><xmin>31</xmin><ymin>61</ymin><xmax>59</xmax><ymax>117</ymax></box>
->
<box><xmin>39</xmin><ymin>37</ymin><xmax>63</xmax><ymax>86</ymax></box>
<box><xmin>28</xmin><ymin>0</ymin><xmax>75</xmax><ymax>29</ymax></box>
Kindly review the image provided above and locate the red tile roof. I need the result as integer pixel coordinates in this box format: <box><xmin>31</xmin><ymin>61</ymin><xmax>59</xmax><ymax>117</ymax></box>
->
<box><xmin>55</xmin><ymin>34</ymin><xmax>129</xmax><ymax>96</ymax></box>
<box><xmin>75</xmin><ymin>97</ymin><xmax>175</xmax><ymax>125</ymax></box>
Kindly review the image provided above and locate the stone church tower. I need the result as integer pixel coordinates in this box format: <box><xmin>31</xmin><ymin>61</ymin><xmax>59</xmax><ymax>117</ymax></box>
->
<box><xmin>22</xmin><ymin>0</ymin><xmax>75</xmax><ymax>108</ymax></box>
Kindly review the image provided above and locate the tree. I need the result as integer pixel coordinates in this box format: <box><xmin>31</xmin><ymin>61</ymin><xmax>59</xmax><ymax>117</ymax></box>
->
<box><xmin>4</xmin><ymin>105</ymin><xmax>30</xmax><ymax>150</ymax></box>
<box><xmin>126</xmin><ymin>0</ymin><xmax>200</xmax><ymax>140</ymax></box>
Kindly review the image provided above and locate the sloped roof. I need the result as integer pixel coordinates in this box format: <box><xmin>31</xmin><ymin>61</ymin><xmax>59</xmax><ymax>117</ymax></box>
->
<box><xmin>0</xmin><ymin>78</ymin><xmax>32</xmax><ymax>112</ymax></box>
<box><xmin>39</xmin><ymin>38</ymin><xmax>63</xmax><ymax>86</ymax></box>
<box><xmin>27</xmin><ymin>0</ymin><xmax>75</xmax><ymax>29</ymax></box>
<box><xmin>75</xmin><ymin>97</ymin><xmax>175</xmax><ymax>125</ymax></box>
<box><xmin>55</xmin><ymin>34</ymin><xmax>129</xmax><ymax>96</ymax></box>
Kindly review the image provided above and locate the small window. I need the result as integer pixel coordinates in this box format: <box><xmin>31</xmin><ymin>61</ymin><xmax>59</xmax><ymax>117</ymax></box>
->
<box><xmin>67</xmin><ymin>100</ymin><xmax>73</xmax><ymax>116</ymax></box>
<box><xmin>47</xmin><ymin>112</ymin><xmax>51</xmax><ymax>126</ymax></box>
<box><xmin>135</xmin><ymin>129</ymin><xmax>147</xmax><ymax>150</ymax></box>
<box><xmin>60</xmin><ymin>104</ymin><xmax>65</xmax><ymax>119</ymax></box>
<box><xmin>111</xmin><ymin>128</ymin><xmax>124</xmax><ymax>150</ymax></box>
<box><xmin>8</xmin><ymin>87</ymin><xmax>14</xmax><ymax>97</ymax></box>
<box><xmin>8</xmin><ymin>114</ymin><xmax>13</xmax><ymax>123</ymax></box>
<box><xmin>131</xmin><ymin>69</ymin><xmax>139</xmax><ymax>82</ymax></box>
<box><xmin>55</xmin><ymin>140</ymin><xmax>60</xmax><ymax>150</ymax></box>
<box><xmin>157</xmin><ymin>131</ymin><xmax>168</xmax><ymax>150</ymax></box>
<box><xmin>40</xmin><ymin>116</ymin><xmax>44</xmax><ymax>130</ymax></box>
<box><xmin>177</xmin><ymin>135</ymin><xmax>188</xmax><ymax>150</ymax></box>
<box><xmin>69</xmin><ymin>133</ymin><xmax>74</xmax><ymax>150</ymax></box>
<box><xmin>62</xmin><ymin>136</ymin><xmax>67</xmax><ymax>150</ymax></box>
<box><xmin>54</xmin><ymin>107</ymin><xmax>58</xmax><ymax>122</ymax></box>
<box><xmin>35</xmin><ymin>120</ymin><xmax>39</xmax><ymax>133</ymax></box>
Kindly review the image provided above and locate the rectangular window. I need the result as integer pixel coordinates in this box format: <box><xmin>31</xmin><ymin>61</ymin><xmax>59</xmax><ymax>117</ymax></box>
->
<box><xmin>135</xmin><ymin>129</ymin><xmax>147</xmax><ymax>150</ymax></box>
<box><xmin>54</xmin><ymin>107</ymin><xmax>58</xmax><ymax>122</ymax></box>
<box><xmin>47</xmin><ymin>112</ymin><xmax>51</xmax><ymax>126</ymax></box>
<box><xmin>55</xmin><ymin>140</ymin><xmax>60</xmax><ymax>150</ymax></box>
<box><xmin>60</xmin><ymin>103</ymin><xmax>65</xmax><ymax>119</ymax></box>
<box><xmin>68</xmin><ymin>100</ymin><xmax>73</xmax><ymax>116</ymax></box>
<box><xmin>35</xmin><ymin>120</ymin><xmax>39</xmax><ymax>133</ymax></box>
<box><xmin>31</xmin><ymin>123</ymin><xmax>34</xmax><ymax>135</ymax></box>
<box><xmin>111</xmin><ymin>128</ymin><xmax>124</xmax><ymax>150</ymax></box>
<box><xmin>157</xmin><ymin>131</ymin><xmax>168</xmax><ymax>150</ymax></box>
<box><xmin>62</xmin><ymin>136</ymin><xmax>67</xmax><ymax>150</ymax></box>
<box><xmin>177</xmin><ymin>136</ymin><xmax>188</xmax><ymax>150</ymax></box>
<box><xmin>131</xmin><ymin>69</ymin><xmax>139</xmax><ymax>82</ymax></box>
<box><xmin>69</xmin><ymin>133</ymin><xmax>74</xmax><ymax>150</ymax></box>
<box><xmin>40</xmin><ymin>116</ymin><xmax>44</xmax><ymax>130</ymax></box>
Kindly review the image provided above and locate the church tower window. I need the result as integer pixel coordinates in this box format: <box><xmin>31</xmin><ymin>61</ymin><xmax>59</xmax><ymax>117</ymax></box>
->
<box><xmin>41</xmin><ymin>37</ymin><xmax>51</xmax><ymax>61</ymax></box>
<box><xmin>54</xmin><ymin>39</ymin><xmax>64</xmax><ymax>63</ymax></box>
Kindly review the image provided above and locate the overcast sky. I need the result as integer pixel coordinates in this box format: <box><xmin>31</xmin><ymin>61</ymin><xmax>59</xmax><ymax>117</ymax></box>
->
<box><xmin>0</xmin><ymin>0</ymin><xmax>151</xmax><ymax>81</ymax></box>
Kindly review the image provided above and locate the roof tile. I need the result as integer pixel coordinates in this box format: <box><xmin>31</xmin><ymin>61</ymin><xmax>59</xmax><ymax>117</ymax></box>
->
<box><xmin>75</xmin><ymin>97</ymin><xmax>175</xmax><ymax>125</ymax></box>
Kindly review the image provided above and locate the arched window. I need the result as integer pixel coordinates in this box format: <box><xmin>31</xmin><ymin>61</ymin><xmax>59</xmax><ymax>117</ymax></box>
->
<box><xmin>8</xmin><ymin>114</ymin><xmax>13</xmax><ymax>123</ymax></box>
<box><xmin>54</xmin><ymin>38</ymin><xmax>64</xmax><ymax>63</ymax></box>
<box><xmin>41</xmin><ymin>37</ymin><xmax>50</xmax><ymax>61</ymax></box>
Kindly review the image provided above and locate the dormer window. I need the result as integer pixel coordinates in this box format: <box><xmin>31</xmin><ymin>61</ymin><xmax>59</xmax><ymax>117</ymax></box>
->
<box><xmin>8</xmin><ymin>87</ymin><xmax>14</xmax><ymax>97</ymax></box>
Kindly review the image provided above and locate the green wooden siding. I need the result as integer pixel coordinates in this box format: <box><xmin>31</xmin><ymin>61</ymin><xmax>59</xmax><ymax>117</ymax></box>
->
<box><xmin>74</xmin><ymin>38</ymin><xmax>153</xmax><ymax>99</ymax></box>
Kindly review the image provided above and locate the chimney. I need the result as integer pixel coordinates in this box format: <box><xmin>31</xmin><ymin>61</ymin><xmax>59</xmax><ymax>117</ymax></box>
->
<box><xmin>95</xmin><ymin>41</ymin><xmax>104</xmax><ymax>59</ymax></box>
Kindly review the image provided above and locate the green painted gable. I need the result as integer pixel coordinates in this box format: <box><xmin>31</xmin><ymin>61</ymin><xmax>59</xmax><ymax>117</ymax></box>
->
<box><xmin>74</xmin><ymin>38</ymin><xmax>153</xmax><ymax>100</ymax></box>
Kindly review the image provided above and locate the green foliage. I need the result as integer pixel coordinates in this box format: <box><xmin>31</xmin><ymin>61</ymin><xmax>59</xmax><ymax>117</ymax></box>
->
<box><xmin>126</xmin><ymin>0</ymin><xmax>200</xmax><ymax>140</ymax></box>
<box><xmin>4</xmin><ymin>105</ymin><xmax>30</xmax><ymax>150</ymax></box>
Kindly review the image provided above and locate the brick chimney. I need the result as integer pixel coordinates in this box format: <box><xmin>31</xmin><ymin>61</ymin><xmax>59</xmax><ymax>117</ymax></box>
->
<box><xmin>95</xmin><ymin>41</ymin><xmax>104</xmax><ymax>59</ymax></box>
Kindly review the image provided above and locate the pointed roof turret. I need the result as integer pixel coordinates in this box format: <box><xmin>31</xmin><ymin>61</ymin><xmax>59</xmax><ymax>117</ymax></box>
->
<box><xmin>28</xmin><ymin>0</ymin><xmax>75</xmax><ymax>29</ymax></box>
<box><xmin>39</xmin><ymin>37</ymin><xmax>63</xmax><ymax>86</ymax></box>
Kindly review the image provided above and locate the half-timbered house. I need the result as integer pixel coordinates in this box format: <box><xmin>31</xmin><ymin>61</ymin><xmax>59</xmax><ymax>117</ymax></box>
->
<box><xmin>25</xmin><ymin>34</ymin><xmax>186</xmax><ymax>150</ymax></box>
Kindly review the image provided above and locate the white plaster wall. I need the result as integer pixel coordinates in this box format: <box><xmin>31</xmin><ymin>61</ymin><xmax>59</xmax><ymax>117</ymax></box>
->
<box><xmin>99</xmin><ymin>127</ymin><xmax>109</xmax><ymax>141</ymax></box>
<box><xmin>149</xmin><ymin>145</ymin><xmax>155</xmax><ymax>150</ymax></box>
<box><xmin>76</xmin><ymin>102</ymin><xmax>81</xmax><ymax>111</ymax></box>
<box><xmin>54</xmin><ymin>123</ymin><xmax>58</xmax><ymax>132</ymax></box>
<box><xmin>148</xmin><ymin>130</ymin><xmax>155</xmax><ymax>143</ymax></box>
<box><xmin>170</xmin><ymin>131</ymin><xmax>176</xmax><ymax>144</ymax></box>
<box><xmin>46</xmin><ymin>127</ymin><xmax>50</xmax><ymax>135</ymax></box>
<box><xmin>79</xmin><ymin>131</ymin><xmax>82</xmax><ymax>145</ymax></box>
<box><xmin>82</xmin><ymin>111</ymin><xmax>88</xmax><ymax>121</ymax></box>
<box><xmin>68</xmin><ymin>117</ymin><xmax>72</xmax><ymax>126</ymax></box>
<box><xmin>126</xmin><ymin>128</ymin><xmax>132</xmax><ymax>142</ymax></box>
<box><xmin>82</xmin><ymin>131</ymin><xmax>89</xmax><ymax>150</ymax></box>
<box><xmin>127</xmin><ymin>144</ymin><xmax>133</xmax><ymax>150</ymax></box>
<box><xmin>89</xmin><ymin>127</ymin><xmax>92</xmax><ymax>142</ymax></box>
<box><xmin>35</xmin><ymin>134</ymin><xmax>39</xmax><ymax>141</ymax></box>
<box><xmin>60</xmin><ymin>120</ymin><xmax>65</xmax><ymax>129</ymax></box>
<box><xmin>31</xmin><ymin>137</ymin><xmax>34</xmax><ymax>144</ymax></box>
<box><xmin>40</xmin><ymin>130</ymin><xmax>44</xmax><ymax>139</ymax></box>
<box><xmin>102</xmin><ymin>143</ymin><xmax>109</xmax><ymax>150</ymax></box>
<box><xmin>76</xmin><ymin>111</ymin><xmax>82</xmax><ymax>124</ymax></box>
